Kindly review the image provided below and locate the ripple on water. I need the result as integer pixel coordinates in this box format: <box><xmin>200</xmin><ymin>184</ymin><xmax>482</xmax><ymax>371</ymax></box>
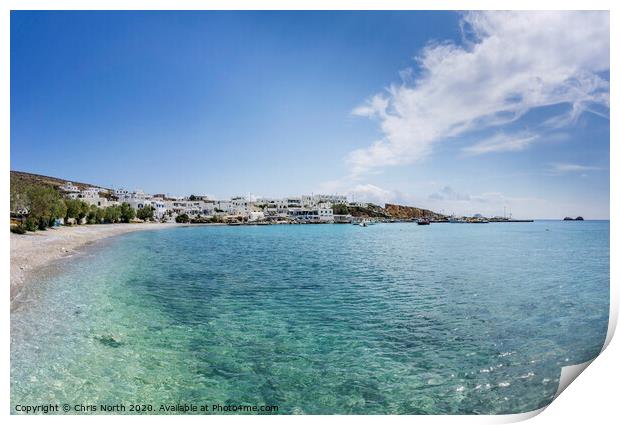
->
<box><xmin>11</xmin><ymin>222</ymin><xmax>609</xmax><ymax>414</ymax></box>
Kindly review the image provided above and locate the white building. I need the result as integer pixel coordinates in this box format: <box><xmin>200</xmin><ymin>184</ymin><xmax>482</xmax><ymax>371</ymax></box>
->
<box><xmin>231</xmin><ymin>196</ymin><xmax>252</xmax><ymax>215</ymax></box>
<box><xmin>59</xmin><ymin>182</ymin><xmax>80</xmax><ymax>199</ymax></box>
<box><xmin>80</xmin><ymin>196</ymin><xmax>110</xmax><ymax>208</ymax></box>
<box><xmin>168</xmin><ymin>199</ymin><xmax>214</xmax><ymax>217</ymax></box>
<box><xmin>289</xmin><ymin>206</ymin><xmax>334</xmax><ymax>223</ymax></box>
<box><xmin>302</xmin><ymin>194</ymin><xmax>347</xmax><ymax>207</ymax></box>
<box><xmin>59</xmin><ymin>181</ymin><xmax>80</xmax><ymax>193</ymax></box>
<box><xmin>150</xmin><ymin>199</ymin><xmax>168</xmax><ymax>219</ymax></box>
<box><xmin>348</xmin><ymin>201</ymin><xmax>369</xmax><ymax>208</ymax></box>
<box><xmin>80</xmin><ymin>187</ymin><xmax>102</xmax><ymax>199</ymax></box>
<box><xmin>69</xmin><ymin>186</ymin><xmax>110</xmax><ymax>207</ymax></box>
<box><xmin>114</xmin><ymin>188</ymin><xmax>131</xmax><ymax>200</ymax></box>
<box><xmin>80</xmin><ymin>188</ymin><xmax>344</xmax><ymax>223</ymax></box>
<box><xmin>257</xmin><ymin>198</ymin><xmax>287</xmax><ymax>215</ymax></box>
<box><xmin>124</xmin><ymin>190</ymin><xmax>152</xmax><ymax>210</ymax></box>
<box><xmin>248</xmin><ymin>211</ymin><xmax>265</xmax><ymax>222</ymax></box>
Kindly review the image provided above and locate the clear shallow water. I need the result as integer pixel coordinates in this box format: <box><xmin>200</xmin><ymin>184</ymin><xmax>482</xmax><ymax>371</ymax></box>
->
<box><xmin>11</xmin><ymin>221</ymin><xmax>609</xmax><ymax>414</ymax></box>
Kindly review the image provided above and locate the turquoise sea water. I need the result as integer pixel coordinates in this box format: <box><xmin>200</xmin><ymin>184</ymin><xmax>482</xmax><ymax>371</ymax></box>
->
<box><xmin>11</xmin><ymin>221</ymin><xmax>609</xmax><ymax>414</ymax></box>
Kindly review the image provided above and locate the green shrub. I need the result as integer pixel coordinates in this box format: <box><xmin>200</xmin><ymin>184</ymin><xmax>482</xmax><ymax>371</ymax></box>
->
<box><xmin>86</xmin><ymin>205</ymin><xmax>99</xmax><ymax>224</ymax></box>
<box><xmin>37</xmin><ymin>217</ymin><xmax>48</xmax><ymax>230</ymax></box>
<box><xmin>10</xmin><ymin>182</ymin><xmax>69</xmax><ymax>229</ymax></box>
<box><xmin>10</xmin><ymin>225</ymin><xmax>26</xmax><ymax>234</ymax></box>
<box><xmin>332</xmin><ymin>204</ymin><xmax>349</xmax><ymax>215</ymax></box>
<box><xmin>95</xmin><ymin>207</ymin><xmax>105</xmax><ymax>223</ymax></box>
<box><xmin>78</xmin><ymin>202</ymin><xmax>90</xmax><ymax>221</ymax></box>
<box><xmin>120</xmin><ymin>203</ymin><xmax>136</xmax><ymax>223</ymax></box>
<box><xmin>24</xmin><ymin>217</ymin><xmax>38</xmax><ymax>232</ymax></box>
<box><xmin>136</xmin><ymin>205</ymin><xmax>154</xmax><ymax>221</ymax></box>
<box><xmin>175</xmin><ymin>213</ymin><xmax>190</xmax><ymax>223</ymax></box>
<box><xmin>103</xmin><ymin>205</ymin><xmax>121</xmax><ymax>223</ymax></box>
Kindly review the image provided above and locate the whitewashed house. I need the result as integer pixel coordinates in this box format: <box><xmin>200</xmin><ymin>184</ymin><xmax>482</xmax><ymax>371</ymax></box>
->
<box><xmin>302</xmin><ymin>194</ymin><xmax>347</xmax><ymax>207</ymax></box>
<box><xmin>124</xmin><ymin>190</ymin><xmax>152</xmax><ymax>210</ymax></box>
<box><xmin>288</xmin><ymin>205</ymin><xmax>334</xmax><ymax>223</ymax></box>
<box><xmin>59</xmin><ymin>181</ymin><xmax>81</xmax><ymax>199</ymax></box>
<box><xmin>78</xmin><ymin>187</ymin><xmax>109</xmax><ymax>207</ymax></box>
<box><xmin>114</xmin><ymin>188</ymin><xmax>131</xmax><ymax>201</ymax></box>
<box><xmin>150</xmin><ymin>198</ymin><xmax>168</xmax><ymax>219</ymax></box>
<box><xmin>248</xmin><ymin>211</ymin><xmax>265</xmax><ymax>222</ymax></box>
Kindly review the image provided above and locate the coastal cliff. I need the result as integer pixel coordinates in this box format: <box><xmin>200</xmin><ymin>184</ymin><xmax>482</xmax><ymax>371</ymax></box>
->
<box><xmin>339</xmin><ymin>202</ymin><xmax>443</xmax><ymax>219</ymax></box>
<box><xmin>384</xmin><ymin>203</ymin><xmax>443</xmax><ymax>220</ymax></box>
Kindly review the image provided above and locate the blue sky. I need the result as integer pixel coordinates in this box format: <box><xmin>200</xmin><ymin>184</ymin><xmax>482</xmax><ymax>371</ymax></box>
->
<box><xmin>11</xmin><ymin>11</ymin><xmax>609</xmax><ymax>218</ymax></box>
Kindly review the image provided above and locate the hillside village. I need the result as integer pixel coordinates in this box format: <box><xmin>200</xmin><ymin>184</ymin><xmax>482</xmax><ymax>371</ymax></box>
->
<box><xmin>10</xmin><ymin>171</ymin><xmax>445</xmax><ymax>230</ymax></box>
<box><xmin>59</xmin><ymin>181</ymin><xmax>353</xmax><ymax>224</ymax></box>
<box><xmin>57</xmin><ymin>182</ymin><xmax>446</xmax><ymax>224</ymax></box>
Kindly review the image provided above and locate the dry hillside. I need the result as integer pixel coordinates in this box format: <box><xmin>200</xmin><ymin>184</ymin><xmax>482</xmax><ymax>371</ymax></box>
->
<box><xmin>384</xmin><ymin>203</ymin><xmax>443</xmax><ymax>219</ymax></box>
<box><xmin>10</xmin><ymin>170</ymin><xmax>110</xmax><ymax>191</ymax></box>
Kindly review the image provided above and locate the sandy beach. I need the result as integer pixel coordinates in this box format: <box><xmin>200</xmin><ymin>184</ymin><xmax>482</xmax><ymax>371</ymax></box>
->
<box><xmin>10</xmin><ymin>223</ymin><xmax>181</xmax><ymax>302</ymax></box>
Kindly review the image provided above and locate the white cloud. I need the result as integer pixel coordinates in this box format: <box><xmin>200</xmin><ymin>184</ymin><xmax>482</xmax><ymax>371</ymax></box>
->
<box><xmin>317</xmin><ymin>179</ymin><xmax>412</xmax><ymax>205</ymax></box>
<box><xmin>349</xmin><ymin>183</ymin><xmax>399</xmax><ymax>204</ymax></box>
<box><xmin>348</xmin><ymin>11</ymin><xmax>609</xmax><ymax>175</ymax></box>
<box><xmin>549</xmin><ymin>163</ymin><xmax>601</xmax><ymax>173</ymax></box>
<box><xmin>429</xmin><ymin>186</ymin><xmax>521</xmax><ymax>206</ymax></box>
<box><xmin>352</xmin><ymin>95</ymin><xmax>389</xmax><ymax>118</ymax></box>
<box><xmin>425</xmin><ymin>187</ymin><xmax>550</xmax><ymax>218</ymax></box>
<box><xmin>318</xmin><ymin>178</ymin><xmax>604</xmax><ymax>218</ymax></box>
<box><xmin>462</xmin><ymin>132</ymin><xmax>538</xmax><ymax>155</ymax></box>
<box><xmin>429</xmin><ymin>186</ymin><xmax>471</xmax><ymax>201</ymax></box>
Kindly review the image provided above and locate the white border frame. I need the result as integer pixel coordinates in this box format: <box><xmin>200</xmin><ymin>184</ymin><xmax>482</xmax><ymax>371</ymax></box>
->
<box><xmin>2</xmin><ymin>1</ymin><xmax>616</xmax><ymax>424</ymax></box>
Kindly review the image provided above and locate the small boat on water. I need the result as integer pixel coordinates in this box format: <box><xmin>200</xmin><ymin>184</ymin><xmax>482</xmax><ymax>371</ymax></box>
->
<box><xmin>417</xmin><ymin>218</ymin><xmax>430</xmax><ymax>225</ymax></box>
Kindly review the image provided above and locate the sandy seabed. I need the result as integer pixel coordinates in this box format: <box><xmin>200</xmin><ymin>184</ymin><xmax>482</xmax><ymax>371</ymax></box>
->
<box><xmin>10</xmin><ymin>223</ymin><xmax>182</xmax><ymax>303</ymax></box>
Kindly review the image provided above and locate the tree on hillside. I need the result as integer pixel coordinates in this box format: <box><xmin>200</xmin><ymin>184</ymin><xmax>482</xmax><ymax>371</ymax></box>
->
<box><xmin>9</xmin><ymin>182</ymin><xmax>70</xmax><ymax>232</ymax></box>
<box><xmin>120</xmin><ymin>203</ymin><xmax>136</xmax><ymax>223</ymax></box>
<box><xmin>65</xmin><ymin>199</ymin><xmax>84</xmax><ymax>220</ymax></box>
<box><xmin>87</xmin><ymin>205</ymin><xmax>99</xmax><ymax>224</ymax></box>
<box><xmin>25</xmin><ymin>185</ymin><xmax>58</xmax><ymax>219</ymax></box>
<box><xmin>10</xmin><ymin>179</ymin><xmax>29</xmax><ymax>214</ymax></box>
<box><xmin>78</xmin><ymin>201</ymin><xmax>90</xmax><ymax>222</ymax></box>
<box><xmin>64</xmin><ymin>199</ymin><xmax>90</xmax><ymax>223</ymax></box>
<box><xmin>104</xmin><ymin>205</ymin><xmax>121</xmax><ymax>223</ymax></box>
<box><xmin>51</xmin><ymin>199</ymin><xmax>67</xmax><ymax>225</ymax></box>
<box><xmin>332</xmin><ymin>204</ymin><xmax>349</xmax><ymax>215</ymax></box>
<box><xmin>20</xmin><ymin>184</ymin><xmax>66</xmax><ymax>230</ymax></box>
<box><xmin>136</xmin><ymin>205</ymin><xmax>154</xmax><ymax>221</ymax></box>
<box><xmin>95</xmin><ymin>207</ymin><xmax>106</xmax><ymax>223</ymax></box>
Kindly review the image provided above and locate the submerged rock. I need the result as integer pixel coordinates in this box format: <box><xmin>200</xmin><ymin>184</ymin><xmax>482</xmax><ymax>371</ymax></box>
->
<box><xmin>95</xmin><ymin>335</ymin><xmax>124</xmax><ymax>348</ymax></box>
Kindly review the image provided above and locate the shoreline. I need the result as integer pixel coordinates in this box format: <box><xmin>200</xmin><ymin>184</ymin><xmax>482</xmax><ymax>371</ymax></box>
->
<box><xmin>10</xmin><ymin>223</ymin><xmax>185</xmax><ymax>304</ymax></box>
<box><xmin>9</xmin><ymin>219</ymin><xmax>561</xmax><ymax>306</ymax></box>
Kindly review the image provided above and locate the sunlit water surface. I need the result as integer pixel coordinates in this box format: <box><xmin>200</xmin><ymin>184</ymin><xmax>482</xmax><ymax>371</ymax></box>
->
<box><xmin>11</xmin><ymin>221</ymin><xmax>609</xmax><ymax>414</ymax></box>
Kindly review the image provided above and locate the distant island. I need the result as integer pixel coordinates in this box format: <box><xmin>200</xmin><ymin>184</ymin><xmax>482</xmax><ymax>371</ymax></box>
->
<box><xmin>563</xmin><ymin>216</ymin><xmax>585</xmax><ymax>221</ymax></box>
